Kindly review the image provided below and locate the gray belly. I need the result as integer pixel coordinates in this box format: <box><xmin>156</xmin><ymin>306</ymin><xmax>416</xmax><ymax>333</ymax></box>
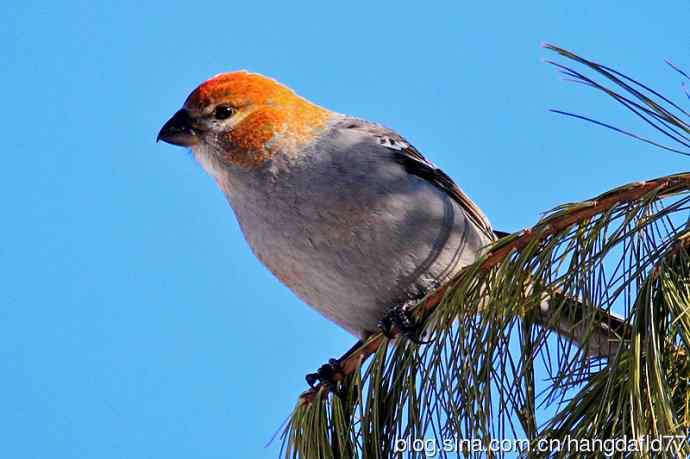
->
<box><xmin>228</xmin><ymin>154</ymin><xmax>491</xmax><ymax>339</ymax></box>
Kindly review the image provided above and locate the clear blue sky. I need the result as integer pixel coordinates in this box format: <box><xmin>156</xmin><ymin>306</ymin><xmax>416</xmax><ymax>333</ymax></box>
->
<box><xmin>3</xmin><ymin>1</ymin><xmax>688</xmax><ymax>458</ymax></box>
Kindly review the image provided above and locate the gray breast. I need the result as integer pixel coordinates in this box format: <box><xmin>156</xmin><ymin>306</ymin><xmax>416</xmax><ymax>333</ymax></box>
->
<box><xmin>223</xmin><ymin>121</ymin><xmax>493</xmax><ymax>339</ymax></box>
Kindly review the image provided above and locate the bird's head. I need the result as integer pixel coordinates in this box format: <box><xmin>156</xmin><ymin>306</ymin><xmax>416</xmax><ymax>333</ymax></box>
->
<box><xmin>158</xmin><ymin>71</ymin><xmax>331</xmax><ymax>169</ymax></box>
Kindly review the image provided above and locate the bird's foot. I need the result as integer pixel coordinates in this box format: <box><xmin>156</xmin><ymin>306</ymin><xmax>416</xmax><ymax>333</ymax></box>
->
<box><xmin>378</xmin><ymin>301</ymin><xmax>429</xmax><ymax>344</ymax></box>
<box><xmin>305</xmin><ymin>358</ymin><xmax>343</xmax><ymax>388</ymax></box>
<box><xmin>305</xmin><ymin>340</ymin><xmax>363</xmax><ymax>390</ymax></box>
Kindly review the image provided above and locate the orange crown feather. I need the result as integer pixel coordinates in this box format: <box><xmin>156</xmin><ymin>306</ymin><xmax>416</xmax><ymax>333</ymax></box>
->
<box><xmin>185</xmin><ymin>71</ymin><xmax>331</xmax><ymax>167</ymax></box>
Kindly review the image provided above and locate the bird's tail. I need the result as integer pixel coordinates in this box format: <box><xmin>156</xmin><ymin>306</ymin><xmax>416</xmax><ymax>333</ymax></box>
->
<box><xmin>534</xmin><ymin>291</ymin><xmax>629</xmax><ymax>358</ymax></box>
<box><xmin>493</xmin><ymin>229</ymin><xmax>628</xmax><ymax>358</ymax></box>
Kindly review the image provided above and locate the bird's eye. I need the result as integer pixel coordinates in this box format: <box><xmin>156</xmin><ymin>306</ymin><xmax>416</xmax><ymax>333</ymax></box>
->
<box><xmin>213</xmin><ymin>105</ymin><xmax>235</xmax><ymax>120</ymax></box>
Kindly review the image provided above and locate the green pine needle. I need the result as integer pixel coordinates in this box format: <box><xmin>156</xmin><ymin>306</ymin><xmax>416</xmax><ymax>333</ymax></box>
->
<box><xmin>280</xmin><ymin>46</ymin><xmax>690</xmax><ymax>458</ymax></box>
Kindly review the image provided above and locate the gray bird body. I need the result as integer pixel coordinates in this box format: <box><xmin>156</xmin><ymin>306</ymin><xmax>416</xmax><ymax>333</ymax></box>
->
<box><xmin>193</xmin><ymin>115</ymin><xmax>494</xmax><ymax>339</ymax></box>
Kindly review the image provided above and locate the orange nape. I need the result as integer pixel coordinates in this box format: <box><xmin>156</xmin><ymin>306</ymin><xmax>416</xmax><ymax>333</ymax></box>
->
<box><xmin>185</xmin><ymin>71</ymin><xmax>331</xmax><ymax>167</ymax></box>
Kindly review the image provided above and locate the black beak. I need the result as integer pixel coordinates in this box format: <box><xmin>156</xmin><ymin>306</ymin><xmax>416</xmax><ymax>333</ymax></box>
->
<box><xmin>157</xmin><ymin>109</ymin><xmax>199</xmax><ymax>146</ymax></box>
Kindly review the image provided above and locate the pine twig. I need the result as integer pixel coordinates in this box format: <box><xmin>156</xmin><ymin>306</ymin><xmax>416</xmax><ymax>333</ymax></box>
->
<box><xmin>298</xmin><ymin>172</ymin><xmax>690</xmax><ymax>404</ymax></box>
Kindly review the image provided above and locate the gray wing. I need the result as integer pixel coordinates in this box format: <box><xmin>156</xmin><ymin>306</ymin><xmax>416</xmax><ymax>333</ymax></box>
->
<box><xmin>333</xmin><ymin>118</ymin><xmax>496</xmax><ymax>240</ymax></box>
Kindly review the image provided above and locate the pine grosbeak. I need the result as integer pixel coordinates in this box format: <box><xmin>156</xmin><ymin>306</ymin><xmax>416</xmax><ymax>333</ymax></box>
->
<box><xmin>158</xmin><ymin>72</ymin><xmax>624</xmax><ymax>385</ymax></box>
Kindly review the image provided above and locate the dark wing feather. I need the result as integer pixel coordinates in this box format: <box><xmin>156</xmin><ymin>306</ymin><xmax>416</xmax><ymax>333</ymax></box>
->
<box><xmin>336</xmin><ymin>118</ymin><xmax>496</xmax><ymax>240</ymax></box>
<box><xmin>391</xmin><ymin>148</ymin><xmax>495</xmax><ymax>240</ymax></box>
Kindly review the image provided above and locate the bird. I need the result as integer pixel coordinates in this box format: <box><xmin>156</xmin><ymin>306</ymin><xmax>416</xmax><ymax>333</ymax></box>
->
<box><xmin>157</xmin><ymin>71</ymin><xmax>626</xmax><ymax>386</ymax></box>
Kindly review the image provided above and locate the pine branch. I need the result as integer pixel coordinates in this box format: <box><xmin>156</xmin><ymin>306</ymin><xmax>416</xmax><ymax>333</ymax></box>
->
<box><xmin>280</xmin><ymin>46</ymin><xmax>690</xmax><ymax>458</ymax></box>
<box><xmin>543</xmin><ymin>43</ymin><xmax>689</xmax><ymax>156</ymax></box>
<box><xmin>298</xmin><ymin>174</ymin><xmax>690</xmax><ymax>404</ymax></box>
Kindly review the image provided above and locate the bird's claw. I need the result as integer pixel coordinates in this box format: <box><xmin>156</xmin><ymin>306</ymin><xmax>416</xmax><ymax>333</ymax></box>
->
<box><xmin>305</xmin><ymin>358</ymin><xmax>343</xmax><ymax>388</ymax></box>
<box><xmin>378</xmin><ymin>302</ymin><xmax>430</xmax><ymax>344</ymax></box>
